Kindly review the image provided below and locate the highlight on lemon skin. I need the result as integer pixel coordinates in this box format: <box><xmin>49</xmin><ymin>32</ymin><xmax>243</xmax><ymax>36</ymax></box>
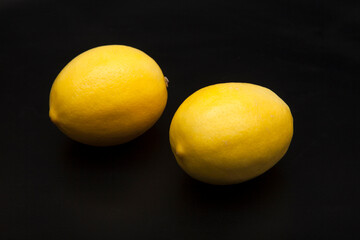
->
<box><xmin>169</xmin><ymin>82</ymin><xmax>293</xmax><ymax>185</ymax></box>
<box><xmin>49</xmin><ymin>45</ymin><xmax>168</xmax><ymax>146</ymax></box>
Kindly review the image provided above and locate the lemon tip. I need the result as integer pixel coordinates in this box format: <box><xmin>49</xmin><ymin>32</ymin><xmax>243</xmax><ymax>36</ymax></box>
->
<box><xmin>49</xmin><ymin>109</ymin><xmax>57</xmax><ymax>123</ymax></box>
<box><xmin>175</xmin><ymin>144</ymin><xmax>185</xmax><ymax>158</ymax></box>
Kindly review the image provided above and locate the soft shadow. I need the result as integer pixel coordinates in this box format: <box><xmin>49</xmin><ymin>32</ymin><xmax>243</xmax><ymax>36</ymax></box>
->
<box><xmin>62</xmin><ymin>125</ymin><xmax>161</xmax><ymax>172</ymax></box>
<box><xmin>179</xmin><ymin>164</ymin><xmax>287</xmax><ymax>211</ymax></box>
<box><xmin>60</xmin><ymin>124</ymin><xmax>165</xmax><ymax>209</ymax></box>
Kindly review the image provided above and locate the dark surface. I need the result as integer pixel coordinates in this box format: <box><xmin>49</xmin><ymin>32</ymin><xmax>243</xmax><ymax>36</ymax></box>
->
<box><xmin>1</xmin><ymin>0</ymin><xmax>359</xmax><ymax>239</ymax></box>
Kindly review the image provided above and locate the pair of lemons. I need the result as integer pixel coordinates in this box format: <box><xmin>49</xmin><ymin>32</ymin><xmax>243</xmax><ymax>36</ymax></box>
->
<box><xmin>49</xmin><ymin>45</ymin><xmax>293</xmax><ymax>185</ymax></box>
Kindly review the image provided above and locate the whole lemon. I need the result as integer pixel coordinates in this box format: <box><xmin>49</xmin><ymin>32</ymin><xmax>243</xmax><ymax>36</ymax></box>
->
<box><xmin>169</xmin><ymin>83</ymin><xmax>293</xmax><ymax>185</ymax></box>
<box><xmin>49</xmin><ymin>45</ymin><xmax>168</xmax><ymax>146</ymax></box>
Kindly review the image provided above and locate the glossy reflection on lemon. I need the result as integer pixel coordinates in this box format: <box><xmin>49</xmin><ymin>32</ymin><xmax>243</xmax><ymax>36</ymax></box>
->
<box><xmin>49</xmin><ymin>45</ymin><xmax>168</xmax><ymax>146</ymax></box>
<box><xmin>170</xmin><ymin>83</ymin><xmax>293</xmax><ymax>185</ymax></box>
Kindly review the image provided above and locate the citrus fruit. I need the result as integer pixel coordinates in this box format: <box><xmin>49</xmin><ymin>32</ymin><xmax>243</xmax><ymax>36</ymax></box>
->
<box><xmin>169</xmin><ymin>82</ymin><xmax>293</xmax><ymax>185</ymax></box>
<box><xmin>49</xmin><ymin>45</ymin><xmax>168</xmax><ymax>146</ymax></box>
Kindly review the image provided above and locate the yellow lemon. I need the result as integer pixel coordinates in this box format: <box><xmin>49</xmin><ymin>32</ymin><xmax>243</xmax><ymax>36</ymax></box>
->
<box><xmin>169</xmin><ymin>83</ymin><xmax>293</xmax><ymax>185</ymax></box>
<box><xmin>49</xmin><ymin>45</ymin><xmax>168</xmax><ymax>146</ymax></box>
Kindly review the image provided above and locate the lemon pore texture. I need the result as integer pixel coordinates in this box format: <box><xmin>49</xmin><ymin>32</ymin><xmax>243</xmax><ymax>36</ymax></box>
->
<box><xmin>169</xmin><ymin>83</ymin><xmax>293</xmax><ymax>185</ymax></box>
<box><xmin>49</xmin><ymin>45</ymin><xmax>167</xmax><ymax>146</ymax></box>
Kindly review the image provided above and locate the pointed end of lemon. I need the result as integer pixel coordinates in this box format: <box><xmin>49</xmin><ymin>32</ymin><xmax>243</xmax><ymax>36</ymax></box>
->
<box><xmin>49</xmin><ymin>109</ymin><xmax>58</xmax><ymax>124</ymax></box>
<box><xmin>175</xmin><ymin>144</ymin><xmax>185</xmax><ymax>158</ymax></box>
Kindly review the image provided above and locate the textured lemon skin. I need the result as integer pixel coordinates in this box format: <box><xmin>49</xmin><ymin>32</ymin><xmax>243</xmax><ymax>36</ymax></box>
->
<box><xmin>169</xmin><ymin>83</ymin><xmax>293</xmax><ymax>185</ymax></box>
<box><xmin>49</xmin><ymin>45</ymin><xmax>167</xmax><ymax>146</ymax></box>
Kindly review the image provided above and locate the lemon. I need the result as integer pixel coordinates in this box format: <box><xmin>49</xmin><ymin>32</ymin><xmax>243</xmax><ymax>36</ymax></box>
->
<box><xmin>169</xmin><ymin>83</ymin><xmax>293</xmax><ymax>185</ymax></box>
<box><xmin>49</xmin><ymin>45</ymin><xmax>168</xmax><ymax>146</ymax></box>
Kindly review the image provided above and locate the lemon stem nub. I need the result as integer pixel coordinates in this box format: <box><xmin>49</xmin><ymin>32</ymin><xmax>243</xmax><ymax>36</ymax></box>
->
<box><xmin>176</xmin><ymin>145</ymin><xmax>185</xmax><ymax>158</ymax></box>
<box><xmin>164</xmin><ymin>76</ymin><xmax>169</xmax><ymax>87</ymax></box>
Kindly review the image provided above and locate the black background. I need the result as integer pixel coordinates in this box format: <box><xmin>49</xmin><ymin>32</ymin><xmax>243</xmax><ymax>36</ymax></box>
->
<box><xmin>1</xmin><ymin>0</ymin><xmax>359</xmax><ymax>239</ymax></box>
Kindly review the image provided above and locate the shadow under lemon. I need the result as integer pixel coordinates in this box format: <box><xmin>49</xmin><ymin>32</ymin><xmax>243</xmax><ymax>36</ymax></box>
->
<box><xmin>60</xmin><ymin>121</ymin><xmax>165</xmax><ymax>207</ymax></box>
<box><xmin>177</xmin><ymin>161</ymin><xmax>289</xmax><ymax>212</ymax></box>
